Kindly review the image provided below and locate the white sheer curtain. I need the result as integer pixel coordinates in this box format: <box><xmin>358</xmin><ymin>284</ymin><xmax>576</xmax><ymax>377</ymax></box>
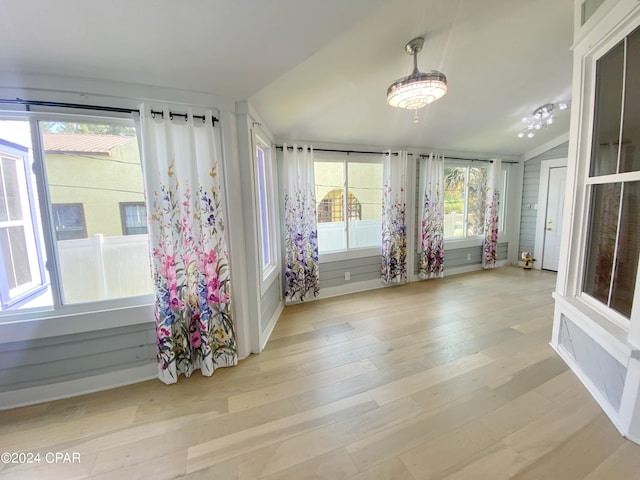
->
<box><xmin>381</xmin><ymin>150</ymin><xmax>408</xmax><ymax>284</ymax></box>
<box><xmin>136</xmin><ymin>106</ymin><xmax>237</xmax><ymax>384</ymax></box>
<box><xmin>483</xmin><ymin>159</ymin><xmax>502</xmax><ymax>269</ymax></box>
<box><xmin>282</xmin><ymin>144</ymin><xmax>320</xmax><ymax>303</ymax></box>
<box><xmin>418</xmin><ymin>153</ymin><xmax>445</xmax><ymax>279</ymax></box>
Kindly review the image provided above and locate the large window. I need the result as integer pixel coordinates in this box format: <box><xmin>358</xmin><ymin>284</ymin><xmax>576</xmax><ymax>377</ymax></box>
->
<box><xmin>314</xmin><ymin>156</ymin><xmax>383</xmax><ymax>254</ymax></box>
<box><xmin>582</xmin><ymin>26</ymin><xmax>640</xmax><ymax>320</ymax></box>
<box><xmin>0</xmin><ymin>116</ymin><xmax>152</xmax><ymax>315</ymax></box>
<box><xmin>254</xmin><ymin>134</ymin><xmax>277</xmax><ymax>279</ymax></box>
<box><xmin>443</xmin><ymin>164</ymin><xmax>488</xmax><ymax>239</ymax></box>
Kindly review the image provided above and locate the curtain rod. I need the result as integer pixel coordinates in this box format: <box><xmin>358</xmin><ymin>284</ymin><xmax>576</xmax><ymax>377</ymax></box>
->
<box><xmin>0</xmin><ymin>98</ymin><xmax>219</xmax><ymax>125</ymax></box>
<box><xmin>419</xmin><ymin>154</ymin><xmax>519</xmax><ymax>165</ymax></box>
<box><xmin>275</xmin><ymin>145</ymin><xmax>519</xmax><ymax>164</ymax></box>
<box><xmin>276</xmin><ymin>145</ymin><xmax>397</xmax><ymax>156</ymax></box>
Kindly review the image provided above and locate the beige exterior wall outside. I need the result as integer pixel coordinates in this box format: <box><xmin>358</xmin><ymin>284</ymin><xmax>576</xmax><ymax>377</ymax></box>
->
<box><xmin>45</xmin><ymin>140</ymin><xmax>145</xmax><ymax>237</ymax></box>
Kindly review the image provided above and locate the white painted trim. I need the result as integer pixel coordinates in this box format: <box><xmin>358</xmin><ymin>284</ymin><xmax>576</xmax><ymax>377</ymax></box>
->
<box><xmin>0</xmin><ymin>363</ymin><xmax>157</xmax><ymax>410</ymax></box>
<box><xmin>259</xmin><ymin>302</ymin><xmax>284</xmax><ymax>353</ymax></box>
<box><xmin>534</xmin><ymin>158</ymin><xmax>568</xmax><ymax>270</ymax></box>
<box><xmin>523</xmin><ymin>132</ymin><xmax>570</xmax><ymax>162</ymax></box>
<box><xmin>317</xmin><ymin>278</ymin><xmax>390</xmax><ymax>300</ymax></box>
<box><xmin>551</xmin><ymin>342</ymin><xmax>627</xmax><ymax>437</ymax></box>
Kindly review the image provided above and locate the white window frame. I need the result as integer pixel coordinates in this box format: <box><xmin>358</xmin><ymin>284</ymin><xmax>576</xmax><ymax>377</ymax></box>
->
<box><xmin>443</xmin><ymin>160</ymin><xmax>489</xmax><ymax>248</ymax></box>
<box><xmin>314</xmin><ymin>152</ymin><xmax>383</xmax><ymax>263</ymax></box>
<box><xmin>0</xmin><ymin>111</ymin><xmax>154</xmax><ymax>331</ymax></box>
<box><xmin>566</xmin><ymin>23</ymin><xmax>640</xmax><ymax>332</ymax></box>
<box><xmin>253</xmin><ymin>132</ymin><xmax>278</xmax><ymax>287</ymax></box>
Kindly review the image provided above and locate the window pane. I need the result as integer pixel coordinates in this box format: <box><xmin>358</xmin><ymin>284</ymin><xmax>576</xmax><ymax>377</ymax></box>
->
<box><xmin>3</xmin><ymin>157</ymin><xmax>23</xmax><ymax>221</ymax></box>
<box><xmin>255</xmin><ymin>146</ymin><xmax>271</xmax><ymax>268</ymax></box>
<box><xmin>40</xmin><ymin>121</ymin><xmax>152</xmax><ymax>304</ymax></box>
<box><xmin>467</xmin><ymin>167</ymin><xmax>487</xmax><ymax>236</ymax></box>
<box><xmin>591</xmin><ymin>41</ymin><xmax>624</xmax><ymax>177</ymax></box>
<box><xmin>621</xmin><ymin>27</ymin><xmax>640</xmax><ymax>173</ymax></box>
<box><xmin>315</xmin><ymin>161</ymin><xmax>345</xmax><ymax>252</ymax></box>
<box><xmin>583</xmin><ymin>183</ymin><xmax>621</xmax><ymax>305</ymax></box>
<box><xmin>347</xmin><ymin>162</ymin><xmax>382</xmax><ymax>249</ymax></box>
<box><xmin>444</xmin><ymin>167</ymin><xmax>465</xmax><ymax>238</ymax></box>
<box><xmin>121</xmin><ymin>203</ymin><xmax>148</xmax><ymax>235</ymax></box>
<box><xmin>52</xmin><ymin>204</ymin><xmax>86</xmax><ymax>240</ymax></box>
<box><xmin>610</xmin><ymin>182</ymin><xmax>640</xmax><ymax>317</ymax></box>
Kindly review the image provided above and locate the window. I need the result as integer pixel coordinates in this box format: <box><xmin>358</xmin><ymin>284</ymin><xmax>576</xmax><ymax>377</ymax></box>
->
<box><xmin>254</xmin><ymin>134</ymin><xmax>277</xmax><ymax>278</ymax></box>
<box><xmin>0</xmin><ymin>116</ymin><xmax>152</xmax><ymax>315</ymax></box>
<box><xmin>120</xmin><ymin>202</ymin><xmax>148</xmax><ymax>235</ymax></box>
<box><xmin>314</xmin><ymin>157</ymin><xmax>383</xmax><ymax>254</ymax></box>
<box><xmin>582</xmin><ymin>26</ymin><xmax>640</xmax><ymax>320</ymax></box>
<box><xmin>443</xmin><ymin>164</ymin><xmax>488</xmax><ymax>239</ymax></box>
<box><xmin>52</xmin><ymin>203</ymin><xmax>87</xmax><ymax>240</ymax></box>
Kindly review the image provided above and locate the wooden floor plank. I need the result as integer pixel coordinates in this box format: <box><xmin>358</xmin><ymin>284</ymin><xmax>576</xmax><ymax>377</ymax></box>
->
<box><xmin>1</xmin><ymin>267</ymin><xmax>639</xmax><ymax>479</ymax></box>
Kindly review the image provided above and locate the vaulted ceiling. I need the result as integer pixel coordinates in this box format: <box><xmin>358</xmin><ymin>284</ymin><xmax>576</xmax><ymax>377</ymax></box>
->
<box><xmin>0</xmin><ymin>0</ymin><xmax>574</xmax><ymax>157</ymax></box>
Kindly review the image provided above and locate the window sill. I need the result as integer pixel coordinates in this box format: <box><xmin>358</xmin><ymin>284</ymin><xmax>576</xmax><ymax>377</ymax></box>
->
<box><xmin>0</xmin><ymin>295</ymin><xmax>154</xmax><ymax>344</ymax></box>
<box><xmin>552</xmin><ymin>292</ymin><xmax>633</xmax><ymax>365</ymax></box>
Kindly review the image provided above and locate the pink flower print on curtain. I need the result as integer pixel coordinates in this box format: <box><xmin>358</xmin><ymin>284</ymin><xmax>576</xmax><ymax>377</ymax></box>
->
<box><xmin>139</xmin><ymin>106</ymin><xmax>237</xmax><ymax>385</ymax></box>
<box><xmin>483</xmin><ymin>159</ymin><xmax>502</xmax><ymax>269</ymax></box>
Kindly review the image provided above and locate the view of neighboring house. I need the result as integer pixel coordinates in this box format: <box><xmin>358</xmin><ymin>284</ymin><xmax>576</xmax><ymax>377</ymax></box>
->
<box><xmin>0</xmin><ymin>124</ymin><xmax>152</xmax><ymax>310</ymax></box>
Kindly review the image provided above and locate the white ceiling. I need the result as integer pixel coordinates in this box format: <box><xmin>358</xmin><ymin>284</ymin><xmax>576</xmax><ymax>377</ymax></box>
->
<box><xmin>0</xmin><ymin>0</ymin><xmax>574</xmax><ymax>157</ymax></box>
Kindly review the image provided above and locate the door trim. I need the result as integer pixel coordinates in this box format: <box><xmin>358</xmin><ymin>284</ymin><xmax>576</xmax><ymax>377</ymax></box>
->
<box><xmin>534</xmin><ymin>158</ymin><xmax>567</xmax><ymax>270</ymax></box>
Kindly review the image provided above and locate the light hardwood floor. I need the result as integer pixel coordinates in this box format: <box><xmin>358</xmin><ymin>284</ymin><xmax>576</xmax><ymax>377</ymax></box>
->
<box><xmin>2</xmin><ymin>266</ymin><xmax>640</xmax><ymax>479</ymax></box>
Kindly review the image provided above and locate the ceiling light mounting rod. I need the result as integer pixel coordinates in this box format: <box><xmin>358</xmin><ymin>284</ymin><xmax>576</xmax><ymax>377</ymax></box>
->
<box><xmin>387</xmin><ymin>36</ymin><xmax>448</xmax><ymax>123</ymax></box>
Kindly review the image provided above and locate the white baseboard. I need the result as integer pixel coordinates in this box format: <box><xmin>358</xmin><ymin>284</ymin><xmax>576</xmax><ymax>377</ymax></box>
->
<box><xmin>551</xmin><ymin>342</ymin><xmax>628</xmax><ymax>438</ymax></box>
<box><xmin>0</xmin><ymin>363</ymin><xmax>157</xmax><ymax>410</ymax></box>
<box><xmin>444</xmin><ymin>259</ymin><xmax>510</xmax><ymax>277</ymax></box>
<box><xmin>259</xmin><ymin>302</ymin><xmax>284</xmax><ymax>353</ymax></box>
<box><xmin>317</xmin><ymin>278</ymin><xmax>390</xmax><ymax>300</ymax></box>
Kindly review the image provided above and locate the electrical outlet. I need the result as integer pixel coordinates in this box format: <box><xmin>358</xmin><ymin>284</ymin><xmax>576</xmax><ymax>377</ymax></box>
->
<box><xmin>344</xmin><ymin>271</ymin><xmax>351</xmax><ymax>281</ymax></box>
<box><xmin>466</xmin><ymin>253</ymin><xmax>472</xmax><ymax>261</ymax></box>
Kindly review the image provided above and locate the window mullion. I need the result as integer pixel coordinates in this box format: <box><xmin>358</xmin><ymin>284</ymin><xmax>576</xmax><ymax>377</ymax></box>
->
<box><xmin>343</xmin><ymin>159</ymin><xmax>348</xmax><ymax>247</ymax></box>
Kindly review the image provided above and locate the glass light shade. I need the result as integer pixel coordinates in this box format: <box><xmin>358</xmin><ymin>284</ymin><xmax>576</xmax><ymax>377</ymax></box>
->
<box><xmin>387</xmin><ymin>71</ymin><xmax>447</xmax><ymax>110</ymax></box>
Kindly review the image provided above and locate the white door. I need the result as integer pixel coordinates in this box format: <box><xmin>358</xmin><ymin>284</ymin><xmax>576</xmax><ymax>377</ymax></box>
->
<box><xmin>542</xmin><ymin>166</ymin><xmax>566</xmax><ymax>271</ymax></box>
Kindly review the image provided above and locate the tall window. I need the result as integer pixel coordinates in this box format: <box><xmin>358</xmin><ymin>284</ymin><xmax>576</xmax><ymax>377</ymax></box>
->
<box><xmin>582</xmin><ymin>26</ymin><xmax>640</xmax><ymax>320</ymax></box>
<box><xmin>0</xmin><ymin>117</ymin><xmax>152</xmax><ymax>314</ymax></box>
<box><xmin>443</xmin><ymin>164</ymin><xmax>488</xmax><ymax>238</ymax></box>
<box><xmin>254</xmin><ymin>135</ymin><xmax>277</xmax><ymax>278</ymax></box>
<box><xmin>314</xmin><ymin>157</ymin><xmax>383</xmax><ymax>254</ymax></box>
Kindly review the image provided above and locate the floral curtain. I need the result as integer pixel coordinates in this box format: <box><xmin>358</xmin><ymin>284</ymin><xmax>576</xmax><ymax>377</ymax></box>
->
<box><xmin>381</xmin><ymin>150</ymin><xmax>408</xmax><ymax>284</ymax></box>
<box><xmin>137</xmin><ymin>106</ymin><xmax>237</xmax><ymax>384</ymax></box>
<box><xmin>418</xmin><ymin>153</ymin><xmax>445</xmax><ymax>279</ymax></box>
<box><xmin>483</xmin><ymin>159</ymin><xmax>502</xmax><ymax>269</ymax></box>
<box><xmin>282</xmin><ymin>144</ymin><xmax>320</xmax><ymax>303</ymax></box>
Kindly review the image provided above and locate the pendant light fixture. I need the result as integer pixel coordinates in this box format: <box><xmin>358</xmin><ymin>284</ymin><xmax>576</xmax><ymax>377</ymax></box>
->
<box><xmin>387</xmin><ymin>36</ymin><xmax>448</xmax><ymax>123</ymax></box>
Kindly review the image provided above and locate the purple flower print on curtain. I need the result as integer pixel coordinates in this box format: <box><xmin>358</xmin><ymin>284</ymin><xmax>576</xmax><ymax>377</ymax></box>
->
<box><xmin>137</xmin><ymin>106</ymin><xmax>237</xmax><ymax>385</ymax></box>
<box><xmin>381</xmin><ymin>150</ymin><xmax>408</xmax><ymax>284</ymax></box>
<box><xmin>483</xmin><ymin>159</ymin><xmax>502</xmax><ymax>269</ymax></box>
<box><xmin>282</xmin><ymin>144</ymin><xmax>320</xmax><ymax>303</ymax></box>
<box><xmin>418</xmin><ymin>153</ymin><xmax>445</xmax><ymax>279</ymax></box>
